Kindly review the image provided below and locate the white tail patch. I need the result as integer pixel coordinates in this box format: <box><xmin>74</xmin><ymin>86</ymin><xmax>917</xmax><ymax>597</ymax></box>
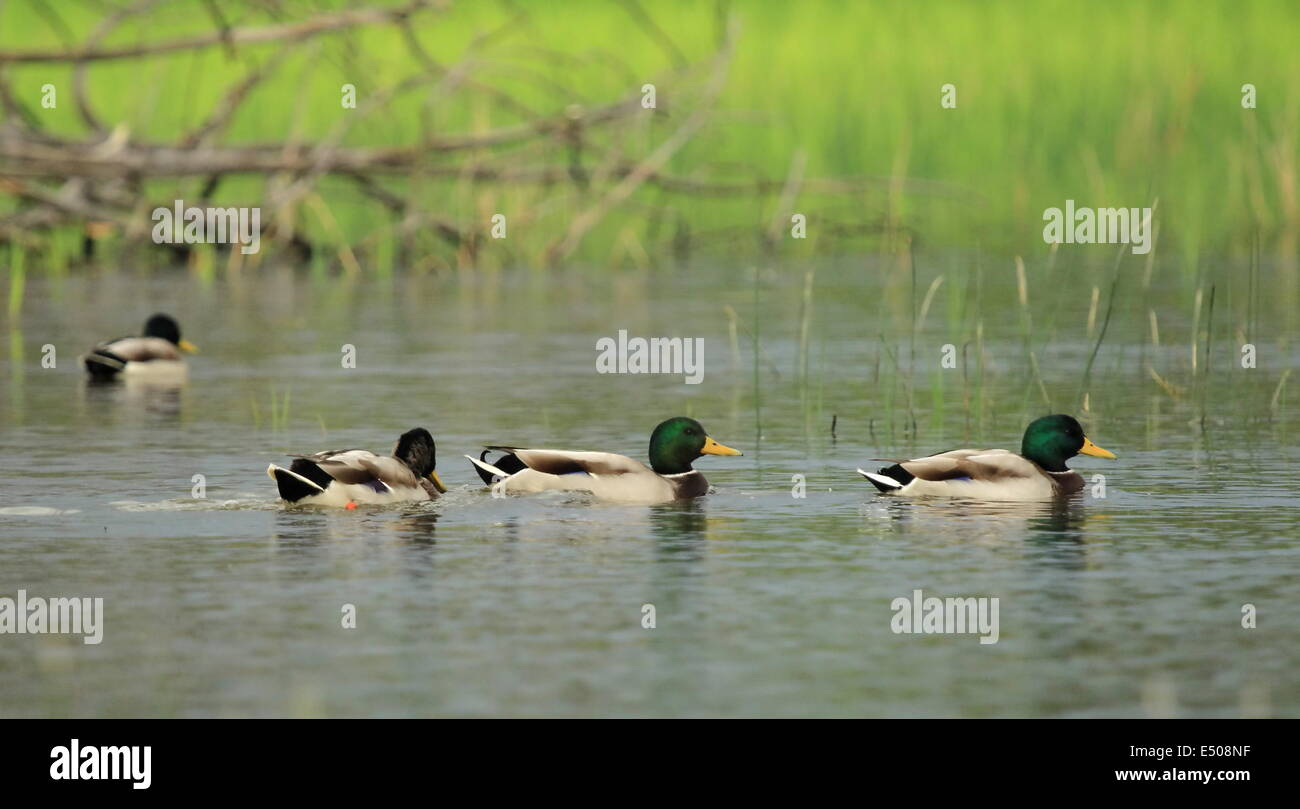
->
<box><xmin>465</xmin><ymin>454</ymin><xmax>510</xmax><ymax>480</ymax></box>
<box><xmin>858</xmin><ymin>469</ymin><xmax>903</xmax><ymax>490</ymax></box>
<box><xmin>266</xmin><ymin>463</ymin><xmax>325</xmax><ymax>492</ymax></box>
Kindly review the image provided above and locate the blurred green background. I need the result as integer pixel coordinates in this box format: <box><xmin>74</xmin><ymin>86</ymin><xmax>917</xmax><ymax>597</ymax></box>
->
<box><xmin>0</xmin><ymin>0</ymin><xmax>1297</xmax><ymax>270</ymax></box>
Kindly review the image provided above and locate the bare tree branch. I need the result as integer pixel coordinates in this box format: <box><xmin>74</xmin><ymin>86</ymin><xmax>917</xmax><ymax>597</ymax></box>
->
<box><xmin>0</xmin><ymin>0</ymin><xmax>443</xmax><ymax>64</ymax></box>
<box><xmin>545</xmin><ymin>17</ymin><xmax>736</xmax><ymax>263</ymax></box>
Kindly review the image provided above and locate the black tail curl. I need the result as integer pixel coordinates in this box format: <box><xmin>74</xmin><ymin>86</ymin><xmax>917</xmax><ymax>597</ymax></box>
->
<box><xmin>863</xmin><ymin>463</ymin><xmax>914</xmax><ymax>492</ymax></box>
<box><xmin>473</xmin><ymin>450</ymin><xmax>526</xmax><ymax>485</ymax></box>
<box><xmin>83</xmin><ymin>348</ymin><xmax>126</xmax><ymax>379</ymax></box>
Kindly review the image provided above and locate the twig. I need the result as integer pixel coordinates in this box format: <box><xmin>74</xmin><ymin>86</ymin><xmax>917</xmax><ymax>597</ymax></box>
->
<box><xmin>0</xmin><ymin>1</ymin><xmax>443</xmax><ymax>64</ymax></box>
<box><xmin>545</xmin><ymin>17</ymin><xmax>736</xmax><ymax>263</ymax></box>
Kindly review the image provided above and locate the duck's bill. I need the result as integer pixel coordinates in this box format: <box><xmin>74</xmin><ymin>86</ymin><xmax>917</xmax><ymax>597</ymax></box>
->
<box><xmin>428</xmin><ymin>470</ymin><xmax>449</xmax><ymax>493</ymax></box>
<box><xmin>1079</xmin><ymin>436</ymin><xmax>1116</xmax><ymax>459</ymax></box>
<box><xmin>179</xmin><ymin>339</ymin><xmax>199</xmax><ymax>354</ymax></box>
<box><xmin>701</xmin><ymin>436</ymin><xmax>743</xmax><ymax>456</ymax></box>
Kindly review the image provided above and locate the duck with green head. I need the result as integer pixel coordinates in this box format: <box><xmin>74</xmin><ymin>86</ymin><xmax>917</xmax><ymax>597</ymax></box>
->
<box><xmin>858</xmin><ymin>414</ymin><xmax>1115</xmax><ymax>500</ymax></box>
<box><xmin>468</xmin><ymin>416</ymin><xmax>742</xmax><ymax>504</ymax></box>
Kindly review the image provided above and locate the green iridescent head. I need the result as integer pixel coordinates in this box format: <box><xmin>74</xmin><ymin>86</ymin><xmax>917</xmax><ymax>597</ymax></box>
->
<box><xmin>1021</xmin><ymin>414</ymin><xmax>1115</xmax><ymax>472</ymax></box>
<box><xmin>647</xmin><ymin>417</ymin><xmax>741</xmax><ymax>475</ymax></box>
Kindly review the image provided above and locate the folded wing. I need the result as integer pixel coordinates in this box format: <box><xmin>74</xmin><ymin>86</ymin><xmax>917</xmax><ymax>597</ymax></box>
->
<box><xmin>95</xmin><ymin>336</ymin><xmax>184</xmax><ymax>363</ymax></box>
<box><xmin>498</xmin><ymin>448</ymin><xmax>650</xmax><ymax>477</ymax></box>
<box><xmin>899</xmin><ymin>449</ymin><xmax>1039</xmax><ymax>482</ymax></box>
<box><xmin>291</xmin><ymin>449</ymin><xmax>420</xmax><ymax>490</ymax></box>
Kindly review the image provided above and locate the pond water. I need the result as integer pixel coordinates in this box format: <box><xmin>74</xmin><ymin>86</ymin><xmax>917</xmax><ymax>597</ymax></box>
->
<box><xmin>1</xmin><ymin>257</ymin><xmax>1297</xmax><ymax>717</ymax></box>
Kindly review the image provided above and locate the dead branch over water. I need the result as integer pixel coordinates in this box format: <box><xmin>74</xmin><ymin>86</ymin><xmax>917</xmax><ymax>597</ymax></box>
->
<box><xmin>0</xmin><ymin>0</ymin><xmax>915</xmax><ymax>266</ymax></box>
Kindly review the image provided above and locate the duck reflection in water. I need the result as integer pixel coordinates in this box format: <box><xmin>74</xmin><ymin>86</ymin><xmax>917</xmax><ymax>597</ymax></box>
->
<box><xmin>82</xmin><ymin>374</ymin><xmax>186</xmax><ymax>419</ymax></box>
<box><xmin>390</xmin><ymin>506</ymin><xmax>440</xmax><ymax>545</ymax></box>
<box><xmin>872</xmin><ymin>495</ymin><xmax>1093</xmax><ymax>545</ymax></box>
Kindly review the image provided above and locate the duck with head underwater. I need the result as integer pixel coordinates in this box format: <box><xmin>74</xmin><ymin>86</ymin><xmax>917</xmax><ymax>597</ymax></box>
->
<box><xmin>467</xmin><ymin>416</ymin><xmax>742</xmax><ymax>504</ymax></box>
<box><xmin>858</xmin><ymin>414</ymin><xmax>1115</xmax><ymax>500</ymax></box>
<box><xmin>81</xmin><ymin>313</ymin><xmax>198</xmax><ymax>380</ymax></box>
<box><xmin>267</xmin><ymin>427</ymin><xmax>449</xmax><ymax>507</ymax></box>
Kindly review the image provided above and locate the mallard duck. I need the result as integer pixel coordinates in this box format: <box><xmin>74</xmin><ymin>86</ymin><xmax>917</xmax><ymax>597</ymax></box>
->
<box><xmin>858</xmin><ymin>414</ymin><xmax>1115</xmax><ymax>500</ymax></box>
<box><xmin>466</xmin><ymin>416</ymin><xmax>741</xmax><ymax>504</ymax></box>
<box><xmin>267</xmin><ymin>427</ymin><xmax>448</xmax><ymax>507</ymax></box>
<box><xmin>81</xmin><ymin>313</ymin><xmax>198</xmax><ymax>379</ymax></box>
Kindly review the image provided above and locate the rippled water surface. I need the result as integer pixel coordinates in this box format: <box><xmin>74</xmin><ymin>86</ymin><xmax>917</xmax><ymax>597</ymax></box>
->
<box><xmin>2</xmin><ymin>260</ymin><xmax>1297</xmax><ymax>716</ymax></box>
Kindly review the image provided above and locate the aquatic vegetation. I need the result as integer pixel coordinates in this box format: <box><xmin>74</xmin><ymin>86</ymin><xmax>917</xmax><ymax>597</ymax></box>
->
<box><xmin>0</xmin><ymin>0</ymin><xmax>1296</xmax><ymax>268</ymax></box>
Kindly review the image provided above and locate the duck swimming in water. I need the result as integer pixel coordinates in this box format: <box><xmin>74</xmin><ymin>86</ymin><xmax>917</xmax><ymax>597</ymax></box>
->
<box><xmin>81</xmin><ymin>313</ymin><xmax>198</xmax><ymax>380</ymax></box>
<box><xmin>268</xmin><ymin>428</ymin><xmax>448</xmax><ymax>507</ymax></box>
<box><xmin>858</xmin><ymin>414</ymin><xmax>1115</xmax><ymax>500</ymax></box>
<box><xmin>467</xmin><ymin>416</ymin><xmax>742</xmax><ymax>504</ymax></box>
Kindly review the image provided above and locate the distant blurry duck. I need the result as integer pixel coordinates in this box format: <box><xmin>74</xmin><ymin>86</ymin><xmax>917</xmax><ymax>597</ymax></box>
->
<box><xmin>81</xmin><ymin>313</ymin><xmax>198</xmax><ymax>380</ymax></box>
<box><xmin>267</xmin><ymin>428</ymin><xmax>448</xmax><ymax>507</ymax></box>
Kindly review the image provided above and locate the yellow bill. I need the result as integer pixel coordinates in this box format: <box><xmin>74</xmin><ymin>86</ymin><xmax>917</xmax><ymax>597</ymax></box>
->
<box><xmin>179</xmin><ymin>339</ymin><xmax>199</xmax><ymax>354</ymax></box>
<box><xmin>428</xmin><ymin>470</ymin><xmax>448</xmax><ymax>493</ymax></box>
<box><xmin>701</xmin><ymin>436</ymin><xmax>742</xmax><ymax>456</ymax></box>
<box><xmin>1079</xmin><ymin>436</ymin><xmax>1116</xmax><ymax>459</ymax></box>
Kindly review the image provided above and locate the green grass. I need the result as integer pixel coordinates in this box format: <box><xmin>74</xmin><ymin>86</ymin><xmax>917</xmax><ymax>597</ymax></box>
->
<box><xmin>1</xmin><ymin>0</ymin><xmax>1297</xmax><ymax>268</ymax></box>
<box><xmin>6</xmin><ymin>244</ymin><xmax>24</xmax><ymax>318</ymax></box>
